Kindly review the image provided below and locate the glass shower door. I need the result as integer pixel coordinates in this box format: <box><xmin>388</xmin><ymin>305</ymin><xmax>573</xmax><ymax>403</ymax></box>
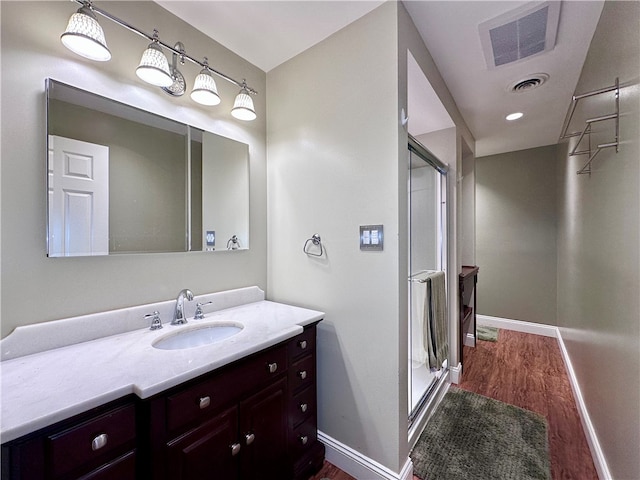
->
<box><xmin>408</xmin><ymin>139</ymin><xmax>448</xmax><ymax>422</ymax></box>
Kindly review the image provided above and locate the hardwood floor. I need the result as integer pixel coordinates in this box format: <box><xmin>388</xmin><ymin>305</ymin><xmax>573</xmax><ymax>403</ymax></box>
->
<box><xmin>458</xmin><ymin>329</ymin><xmax>598</xmax><ymax>480</ymax></box>
<box><xmin>308</xmin><ymin>460</ymin><xmax>357</xmax><ymax>480</ymax></box>
<box><xmin>309</xmin><ymin>329</ymin><xmax>597</xmax><ymax>480</ymax></box>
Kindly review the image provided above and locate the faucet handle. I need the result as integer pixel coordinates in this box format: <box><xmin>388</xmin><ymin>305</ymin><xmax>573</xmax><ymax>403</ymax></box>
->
<box><xmin>194</xmin><ymin>301</ymin><xmax>213</xmax><ymax>320</ymax></box>
<box><xmin>145</xmin><ymin>311</ymin><xmax>163</xmax><ymax>330</ymax></box>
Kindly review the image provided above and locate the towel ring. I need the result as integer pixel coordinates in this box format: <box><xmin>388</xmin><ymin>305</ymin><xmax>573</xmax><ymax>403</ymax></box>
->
<box><xmin>303</xmin><ymin>234</ymin><xmax>323</xmax><ymax>257</ymax></box>
<box><xmin>227</xmin><ymin>235</ymin><xmax>241</xmax><ymax>250</ymax></box>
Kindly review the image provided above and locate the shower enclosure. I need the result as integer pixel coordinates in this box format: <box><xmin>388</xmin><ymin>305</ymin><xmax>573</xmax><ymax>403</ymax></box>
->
<box><xmin>407</xmin><ymin>136</ymin><xmax>449</xmax><ymax>423</ymax></box>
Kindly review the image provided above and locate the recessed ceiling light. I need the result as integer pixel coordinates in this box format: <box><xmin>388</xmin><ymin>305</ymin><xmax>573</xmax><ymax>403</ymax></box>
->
<box><xmin>506</xmin><ymin>112</ymin><xmax>524</xmax><ymax>121</ymax></box>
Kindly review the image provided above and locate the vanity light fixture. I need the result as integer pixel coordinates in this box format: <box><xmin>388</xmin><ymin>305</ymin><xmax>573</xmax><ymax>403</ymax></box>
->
<box><xmin>162</xmin><ymin>42</ymin><xmax>187</xmax><ymax>97</ymax></box>
<box><xmin>60</xmin><ymin>0</ymin><xmax>258</xmax><ymax>120</ymax></box>
<box><xmin>506</xmin><ymin>112</ymin><xmax>524</xmax><ymax>121</ymax></box>
<box><xmin>136</xmin><ymin>30</ymin><xmax>173</xmax><ymax>87</ymax></box>
<box><xmin>231</xmin><ymin>80</ymin><xmax>257</xmax><ymax>121</ymax></box>
<box><xmin>191</xmin><ymin>58</ymin><xmax>221</xmax><ymax>106</ymax></box>
<box><xmin>60</xmin><ymin>4</ymin><xmax>111</xmax><ymax>61</ymax></box>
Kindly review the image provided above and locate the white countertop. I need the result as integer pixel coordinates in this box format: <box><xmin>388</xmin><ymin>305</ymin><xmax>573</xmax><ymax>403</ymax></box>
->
<box><xmin>0</xmin><ymin>288</ymin><xmax>324</xmax><ymax>444</ymax></box>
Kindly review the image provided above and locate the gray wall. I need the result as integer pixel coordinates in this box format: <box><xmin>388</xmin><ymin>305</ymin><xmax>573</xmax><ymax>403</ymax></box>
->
<box><xmin>267</xmin><ymin>3</ymin><xmax>404</xmax><ymax>471</ymax></box>
<box><xmin>266</xmin><ymin>3</ymin><xmax>475</xmax><ymax>473</ymax></box>
<box><xmin>476</xmin><ymin>145</ymin><xmax>559</xmax><ymax>325</ymax></box>
<box><xmin>556</xmin><ymin>1</ymin><xmax>640</xmax><ymax>478</ymax></box>
<box><xmin>1</xmin><ymin>1</ymin><xmax>267</xmax><ymax>337</ymax></box>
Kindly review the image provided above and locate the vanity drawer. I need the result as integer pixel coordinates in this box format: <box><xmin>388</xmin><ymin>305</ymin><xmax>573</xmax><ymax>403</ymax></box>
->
<box><xmin>166</xmin><ymin>370</ymin><xmax>237</xmax><ymax>434</ymax></box>
<box><xmin>46</xmin><ymin>403</ymin><xmax>136</xmax><ymax>479</ymax></box>
<box><xmin>76</xmin><ymin>450</ymin><xmax>136</xmax><ymax>480</ymax></box>
<box><xmin>290</xmin><ymin>418</ymin><xmax>318</xmax><ymax>458</ymax></box>
<box><xmin>288</xmin><ymin>326</ymin><xmax>316</xmax><ymax>360</ymax></box>
<box><xmin>166</xmin><ymin>345</ymin><xmax>287</xmax><ymax>433</ymax></box>
<box><xmin>290</xmin><ymin>386</ymin><xmax>316</xmax><ymax>428</ymax></box>
<box><xmin>290</xmin><ymin>354</ymin><xmax>315</xmax><ymax>392</ymax></box>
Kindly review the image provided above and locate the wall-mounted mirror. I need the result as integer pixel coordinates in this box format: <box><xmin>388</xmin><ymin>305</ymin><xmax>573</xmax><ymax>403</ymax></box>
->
<box><xmin>46</xmin><ymin>79</ymin><xmax>249</xmax><ymax>257</ymax></box>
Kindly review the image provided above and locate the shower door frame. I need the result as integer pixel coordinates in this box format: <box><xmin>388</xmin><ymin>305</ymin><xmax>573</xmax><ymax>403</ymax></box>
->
<box><xmin>407</xmin><ymin>135</ymin><xmax>449</xmax><ymax>426</ymax></box>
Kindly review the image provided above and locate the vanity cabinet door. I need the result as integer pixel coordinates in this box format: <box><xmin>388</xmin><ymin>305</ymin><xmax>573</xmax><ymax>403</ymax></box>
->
<box><xmin>239</xmin><ymin>378</ymin><xmax>288</xmax><ymax>480</ymax></box>
<box><xmin>166</xmin><ymin>406</ymin><xmax>239</xmax><ymax>480</ymax></box>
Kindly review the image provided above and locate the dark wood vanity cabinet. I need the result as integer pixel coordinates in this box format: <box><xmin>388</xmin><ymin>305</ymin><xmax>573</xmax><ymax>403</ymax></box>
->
<box><xmin>147</xmin><ymin>344</ymin><xmax>290</xmax><ymax>480</ymax></box>
<box><xmin>144</xmin><ymin>321</ymin><xmax>323</xmax><ymax>480</ymax></box>
<box><xmin>2</xmin><ymin>322</ymin><xmax>323</xmax><ymax>480</ymax></box>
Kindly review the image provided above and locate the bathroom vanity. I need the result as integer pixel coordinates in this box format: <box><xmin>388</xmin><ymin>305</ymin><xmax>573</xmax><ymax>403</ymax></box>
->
<box><xmin>0</xmin><ymin>287</ymin><xmax>324</xmax><ymax>480</ymax></box>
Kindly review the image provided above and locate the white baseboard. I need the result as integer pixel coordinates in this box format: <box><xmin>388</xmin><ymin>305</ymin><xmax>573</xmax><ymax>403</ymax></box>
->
<box><xmin>475</xmin><ymin>314</ymin><xmax>612</xmax><ymax>479</ymax></box>
<box><xmin>556</xmin><ymin>333</ymin><xmax>612</xmax><ymax>479</ymax></box>
<box><xmin>450</xmin><ymin>361</ymin><xmax>462</xmax><ymax>384</ymax></box>
<box><xmin>318</xmin><ymin>431</ymin><xmax>413</xmax><ymax>480</ymax></box>
<box><xmin>476</xmin><ymin>314</ymin><xmax>557</xmax><ymax>337</ymax></box>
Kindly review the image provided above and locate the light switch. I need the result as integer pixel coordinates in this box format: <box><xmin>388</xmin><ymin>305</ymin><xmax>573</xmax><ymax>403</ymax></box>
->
<box><xmin>360</xmin><ymin>225</ymin><xmax>383</xmax><ymax>251</ymax></box>
<box><xmin>206</xmin><ymin>230</ymin><xmax>215</xmax><ymax>251</ymax></box>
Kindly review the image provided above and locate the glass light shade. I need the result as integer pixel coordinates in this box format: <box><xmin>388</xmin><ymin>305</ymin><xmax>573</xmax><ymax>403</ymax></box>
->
<box><xmin>136</xmin><ymin>43</ymin><xmax>173</xmax><ymax>87</ymax></box>
<box><xmin>191</xmin><ymin>69</ymin><xmax>221</xmax><ymax>106</ymax></box>
<box><xmin>231</xmin><ymin>89</ymin><xmax>257</xmax><ymax>121</ymax></box>
<box><xmin>60</xmin><ymin>6</ymin><xmax>111</xmax><ymax>62</ymax></box>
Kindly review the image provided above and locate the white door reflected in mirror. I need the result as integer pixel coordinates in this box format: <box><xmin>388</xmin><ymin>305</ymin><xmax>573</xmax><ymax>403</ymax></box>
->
<box><xmin>48</xmin><ymin>135</ymin><xmax>109</xmax><ymax>257</ymax></box>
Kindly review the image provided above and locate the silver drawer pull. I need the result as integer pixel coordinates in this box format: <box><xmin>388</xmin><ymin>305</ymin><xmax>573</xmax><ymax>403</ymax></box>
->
<box><xmin>231</xmin><ymin>443</ymin><xmax>241</xmax><ymax>456</ymax></box>
<box><xmin>299</xmin><ymin>435</ymin><xmax>308</xmax><ymax>445</ymax></box>
<box><xmin>268</xmin><ymin>362</ymin><xmax>278</xmax><ymax>373</ymax></box>
<box><xmin>199</xmin><ymin>396</ymin><xmax>211</xmax><ymax>409</ymax></box>
<box><xmin>245</xmin><ymin>433</ymin><xmax>255</xmax><ymax>445</ymax></box>
<box><xmin>299</xmin><ymin>340</ymin><xmax>307</xmax><ymax>349</ymax></box>
<box><xmin>300</xmin><ymin>403</ymin><xmax>308</xmax><ymax>413</ymax></box>
<box><xmin>298</xmin><ymin>370</ymin><xmax>307</xmax><ymax>380</ymax></box>
<box><xmin>91</xmin><ymin>433</ymin><xmax>108</xmax><ymax>451</ymax></box>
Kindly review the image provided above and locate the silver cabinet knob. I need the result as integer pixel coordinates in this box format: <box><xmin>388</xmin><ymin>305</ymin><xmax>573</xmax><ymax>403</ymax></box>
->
<box><xmin>199</xmin><ymin>396</ymin><xmax>211</xmax><ymax>409</ymax></box>
<box><xmin>268</xmin><ymin>362</ymin><xmax>278</xmax><ymax>373</ymax></box>
<box><xmin>245</xmin><ymin>432</ymin><xmax>255</xmax><ymax>445</ymax></box>
<box><xmin>299</xmin><ymin>340</ymin><xmax>307</xmax><ymax>349</ymax></box>
<box><xmin>300</xmin><ymin>403</ymin><xmax>308</xmax><ymax>413</ymax></box>
<box><xmin>230</xmin><ymin>443</ymin><xmax>241</xmax><ymax>456</ymax></box>
<box><xmin>91</xmin><ymin>433</ymin><xmax>108</xmax><ymax>451</ymax></box>
<box><xmin>299</xmin><ymin>435</ymin><xmax>308</xmax><ymax>445</ymax></box>
<box><xmin>298</xmin><ymin>370</ymin><xmax>307</xmax><ymax>380</ymax></box>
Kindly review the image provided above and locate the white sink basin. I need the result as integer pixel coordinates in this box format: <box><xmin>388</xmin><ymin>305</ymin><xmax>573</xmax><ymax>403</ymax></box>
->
<box><xmin>153</xmin><ymin>323</ymin><xmax>243</xmax><ymax>350</ymax></box>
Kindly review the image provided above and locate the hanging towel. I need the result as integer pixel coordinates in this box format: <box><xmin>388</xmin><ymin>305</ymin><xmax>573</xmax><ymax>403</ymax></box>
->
<box><xmin>410</xmin><ymin>278</ymin><xmax>428</xmax><ymax>366</ymax></box>
<box><xmin>410</xmin><ymin>271</ymin><xmax>448</xmax><ymax>371</ymax></box>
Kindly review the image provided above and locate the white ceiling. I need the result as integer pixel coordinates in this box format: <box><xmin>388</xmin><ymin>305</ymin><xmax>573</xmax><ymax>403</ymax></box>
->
<box><xmin>157</xmin><ymin>0</ymin><xmax>605</xmax><ymax>157</ymax></box>
<box><xmin>157</xmin><ymin>1</ymin><xmax>385</xmax><ymax>73</ymax></box>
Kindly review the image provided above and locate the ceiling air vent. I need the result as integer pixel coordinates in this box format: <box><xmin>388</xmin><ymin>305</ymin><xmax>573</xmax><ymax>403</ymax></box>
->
<box><xmin>479</xmin><ymin>2</ymin><xmax>561</xmax><ymax>69</ymax></box>
<box><xmin>509</xmin><ymin>73</ymin><xmax>549</xmax><ymax>93</ymax></box>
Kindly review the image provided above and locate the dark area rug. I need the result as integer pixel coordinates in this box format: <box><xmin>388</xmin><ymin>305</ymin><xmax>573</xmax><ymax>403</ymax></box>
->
<box><xmin>411</xmin><ymin>387</ymin><xmax>550</xmax><ymax>480</ymax></box>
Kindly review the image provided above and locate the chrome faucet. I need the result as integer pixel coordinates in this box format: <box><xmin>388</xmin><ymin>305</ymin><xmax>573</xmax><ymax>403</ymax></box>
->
<box><xmin>172</xmin><ymin>289</ymin><xmax>194</xmax><ymax>325</ymax></box>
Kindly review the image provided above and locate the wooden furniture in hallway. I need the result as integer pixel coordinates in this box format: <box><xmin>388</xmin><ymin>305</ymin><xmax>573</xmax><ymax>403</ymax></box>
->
<box><xmin>458</xmin><ymin>265</ymin><xmax>479</xmax><ymax>366</ymax></box>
